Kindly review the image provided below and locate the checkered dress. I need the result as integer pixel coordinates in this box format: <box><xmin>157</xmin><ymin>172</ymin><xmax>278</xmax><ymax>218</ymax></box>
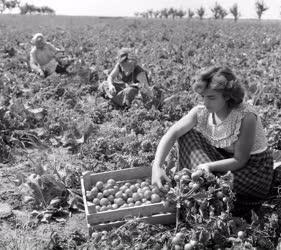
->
<box><xmin>178</xmin><ymin>129</ymin><xmax>274</xmax><ymax>202</ymax></box>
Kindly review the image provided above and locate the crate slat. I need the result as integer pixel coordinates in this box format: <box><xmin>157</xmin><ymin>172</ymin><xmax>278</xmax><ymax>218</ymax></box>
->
<box><xmin>87</xmin><ymin>202</ymin><xmax>175</xmax><ymax>225</ymax></box>
<box><xmin>81</xmin><ymin>177</ymin><xmax>90</xmax><ymax>215</ymax></box>
<box><xmin>82</xmin><ymin>166</ymin><xmax>152</xmax><ymax>191</ymax></box>
<box><xmin>89</xmin><ymin>213</ymin><xmax>176</xmax><ymax>232</ymax></box>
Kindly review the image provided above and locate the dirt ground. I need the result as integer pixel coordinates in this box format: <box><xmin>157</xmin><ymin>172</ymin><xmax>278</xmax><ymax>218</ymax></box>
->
<box><xmin>0</xmin><ymin>152</ymin><xmax>89</xmax><ymax>249</ymax></box>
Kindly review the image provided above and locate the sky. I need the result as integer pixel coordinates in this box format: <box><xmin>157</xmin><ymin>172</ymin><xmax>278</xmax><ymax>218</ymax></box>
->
<box><xmin>19</xmin><ymin>0</ymin><xmax>281</xmax><ymax>19</ymax></box>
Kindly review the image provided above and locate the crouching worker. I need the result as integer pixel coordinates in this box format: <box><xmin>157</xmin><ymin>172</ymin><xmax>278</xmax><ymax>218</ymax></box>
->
<box><xmin>99</xmin><ymin>48</ymin><xmax>152</xmax><ymax>107</ymax></box>
<box><xmin>29</xmin><ymin>33</ymin><xmax>70</xmax><ymax>77</ymax></box>
<box><xmin>151</xmin><ymin>66</ymin><xmax>274</xmax><ymax>219</ymax></box>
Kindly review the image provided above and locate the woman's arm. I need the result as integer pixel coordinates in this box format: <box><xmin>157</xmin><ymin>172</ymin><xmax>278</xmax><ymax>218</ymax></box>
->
<box><xmin>202</xmin><ymin>112</ymin><xmax>257</xmax><ymax>172</ymax></box>
<box><xmin>30</xmin><ymin>49</ymin><xmax>44</xmax><ymax>76</ymax></box>
<box><xmin>47</xmin><ymin>42</ymin><xmax>63</xmax><ymax>54</ymax></box>
<box><xmin>107</xmin><ymin>64</ymin><xmax>120</xmax><ymax>85</ymax></box>
<box><xmin>135</xmin><ymin>71</ymin><xmax>149</xmax><ymax>87</ymax></box>
<box><xmin>152</xmin><ymin>106</ymin><xmax>199</xmax><ymax>187</ymax></box>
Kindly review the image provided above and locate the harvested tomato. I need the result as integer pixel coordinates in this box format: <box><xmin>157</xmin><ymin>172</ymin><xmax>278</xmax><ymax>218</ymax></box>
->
<box><xmin>124</xmin><ymin>182</ymin><xmax>131</xmax><ymax>187</ymax></box>
<box><xmin>191</xmin><ymin>169</ymin><xmax>203</xmax><ymax>181</ymax></box>
<box><xmin>119</xmin><ymin>185</ymin><xmax>127</xmax><ymax>192</ymax></box>
<box><xmin>124</xmin><ymin>188</ymin><xmax>133</xmax><ymax>197</ymax></box>
<box><xmin>112</xmin><ymin>203</ymin><xmax>118</xmax><ymax>209</ymax></box>
<box><xmin>174</xmin><ymin>174</ymin><xmax>180</xmax><ymax>182</ymax></box>
<box><xmin>237</xmin><ymin>231</ymin><xmax>245</xmax><ymax>239</ymax></box>
<box><xmin>103</xmin><ymin>189</ymin><xmax>111</xmax><ymax>197</ymax></box>
<box><xmin>122</xmin><ymin>193</ymin><xmax>128</xmax><ymax>201</ymax></box>
<box><xmin>144</xmin><ymin>190</ymin><xmax>152</xmax><ymax>200</ymax></box>
<box><xmin>151</xmin><ymin>186</ymin><xmax>160</xmax><ymax>194</ymax></box>
<box><xmin>107</xmin><ymin>178</ymin><xmax>116</xmax><ymax>186</ymax></box>
<box><xmin>92</xmin><ymin>198</ymin><xmax>100</xmax><ymax>205</ymax></box>
<box><xmin>141</xmin><ymin>181</ymin><xmax>149</xmax><ymax>188</ymax></box>
<box><xmin>132</xmin><ymin>192</ymin><xmax>141</xmax><ymax>202</ymax></box>
<box><xmin>97</xmin><ymin>192</ymin><xmax>103</xmax><ymax>200</ymax></box>
<box><xmin>100</xmin><ymin>205</ymin><xmax>107</xmax><ymax>212</ymax></box>
<box><xmin>180</xmin><ymin>174</ymin><xmax>190</xmax><ymax>183</ymax></box>
<box><xmin>107</xmin><ymin>195</ymin><xmax>114</xmax><ymax>203</ymax></box>
<box><xmin>95</xmin><ymin>181</ymin><xmax>104</xmax><ymax>191</ymax></box>
<box><xmin>115</xmin><ymin>191</ymin><xmax>123</xmax><ymax>198</ymax></box>
<box><xmin>174</xmin><ymin>245</ymin><xmax>181</xmax><ymax>250</ymax></box>
<box><xmin>216</xmin><ymin>191</ymin><xmax>224</xmax><ymax>199</ymax></box>
<box><xmin>114</xmin><ymin>198</ymin><xmax>125</xmax><ymax>206</ymax></box>
<box><xmin>175</xmin><ymin>232</ymin><xmax>185</xmax><ymax>239</ymax></box>
<box><xmin>171</xmin><ymin>236</ymin><xmax>183</xmax><ymax>245</ymax></box>
<box><xmin>135</xmin><ymin>200</ymin><xmax>142</xmax><ymax>206</ymax></box>
<box><xmin>90</xmin><ymin>186</ymin><xmax>99</xmax><ymax>196</ymax></box>
<box><xmin>141</xmin><ymin>186</ymin><xmax>150</xmax><ymax>192</ymax></box>
<box><xmin>151</xmin><ymin>193</ymin><xmax>161</xmax><ymax>203</ymax></box>
<box><xmin>99</xmin><ymin>198</ymin><xmax>109</xmax><ymax>206</ymax></box>
<box><xmin>184</xmin><ymin>243</ymin><xmax>193</xmax><ymax>250</ymax></box>
<box><xmin>130</xmin><ymin>185</ymin><xmax>138</xmax><ymax>193</ymax></box>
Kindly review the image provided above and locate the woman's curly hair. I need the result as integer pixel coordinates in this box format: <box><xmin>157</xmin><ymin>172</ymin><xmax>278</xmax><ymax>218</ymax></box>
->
<box><xmin>193</xmin><ymin>66</ymin><xmax>245</xmax><ymax>108</ymax></box>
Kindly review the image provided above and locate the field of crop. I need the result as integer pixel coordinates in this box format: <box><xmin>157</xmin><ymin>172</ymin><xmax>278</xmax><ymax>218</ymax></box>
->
<box><xmin>0</xmin><ymin>15</ymin><xmax>281</xmax><ymax>249</ymax></box>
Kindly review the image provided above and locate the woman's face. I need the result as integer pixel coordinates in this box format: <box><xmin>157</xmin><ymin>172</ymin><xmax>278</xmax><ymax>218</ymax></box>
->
<box><xmin>201</xmin><ymin>88</ymin><xmax>228</xmax><ymax>113</ymax></box>
<box><xmin>34</xmin><ymin>36</ymin><xmax>45</xmax><ymax>49</ymax></box>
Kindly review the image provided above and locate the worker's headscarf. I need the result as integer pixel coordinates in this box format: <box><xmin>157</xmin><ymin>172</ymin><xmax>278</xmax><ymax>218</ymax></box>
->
<box><xmin>31</xmin><ymin>33</ymin><xmax>45</xmax><ymax>45</ymax></box>
<box><xmin>117</xmin><ymin>47</ymin><xmax>137</xmax><ymax>65</ymax></box>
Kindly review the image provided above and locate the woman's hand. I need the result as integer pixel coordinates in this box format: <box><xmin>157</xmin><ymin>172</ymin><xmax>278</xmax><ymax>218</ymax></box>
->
<box><xmin>38</xmin><ymin>69</ymin><xmax>45</xmax><ymax>77</ymax></box>
<box><xmin>151</xmin><ymin>164</ymin><xmax>170</xmax><ymax>188</ymax></box>
<box><xmin>108</xmin><ymin>84</ymin><xmax>116</xmax><ymax>97</ymax></box>
<box><xmin>130</xmin><ymin>83</ymin><xmax>140</xmax><ymax>89</ymax></box>
<box><xmin>197</xmin><ymin>163</ymin><xmax>211</xmax><ymax>172</ymax></box>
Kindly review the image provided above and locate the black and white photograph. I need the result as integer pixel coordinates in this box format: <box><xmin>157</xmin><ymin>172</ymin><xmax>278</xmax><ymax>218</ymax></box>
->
<box><xmin>1</xmin><ymin>0</ymin><xmax>281</xmax><ymax>249</ymax></box>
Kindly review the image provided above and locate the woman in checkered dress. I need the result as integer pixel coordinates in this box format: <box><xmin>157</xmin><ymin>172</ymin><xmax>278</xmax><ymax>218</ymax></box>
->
<box><xmin>151</xmin><ymin>66</ymin><xmax>274</xmax><ymax>215</ymax></box>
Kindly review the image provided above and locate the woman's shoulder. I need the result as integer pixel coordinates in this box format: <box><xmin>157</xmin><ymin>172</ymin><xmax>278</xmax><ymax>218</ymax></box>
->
<box><xmin>233</xmin><ymin>102</ymin><xmax>259</xmax><ymax>117</ymax></box>
<box><xmin>134</xmin><ymin>64</ymin><xmax>147</xmax><ymax>73</ymax></box>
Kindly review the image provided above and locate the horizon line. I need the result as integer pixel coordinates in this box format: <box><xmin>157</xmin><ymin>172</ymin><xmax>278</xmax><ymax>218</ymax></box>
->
<box><xmin>1</xmin><ymin>13</ymin><xmax>281</xmax><ymax>21</ymax></box>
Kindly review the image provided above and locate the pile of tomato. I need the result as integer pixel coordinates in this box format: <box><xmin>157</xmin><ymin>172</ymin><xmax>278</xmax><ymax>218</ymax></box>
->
<box><xmin>173</xmin><ymin>168</ymin><xmax>234</xmax><ymax>221</ymax></box>
<box><xmin>86</xmin><ymin>178</ymin><xmax>167</xmax><ymax>212</ymax></box>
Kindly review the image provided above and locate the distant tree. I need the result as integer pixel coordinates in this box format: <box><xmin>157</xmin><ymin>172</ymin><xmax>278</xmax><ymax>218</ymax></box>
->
<box><xmin>219</xmin><ymin>6</ymin><xmax>228</xmax><ymax>19</ymax></box>
<box><xmin>41</xmin><ymin>6</ymin><xmax>55</xmax><ymax>14</ymax></box>
<box><xmin>139</xmin><ymin>12</ymin><xmax>148</xmax><ymax>19</ymax></box>
<box><xmin>5</xmin><ymin>0</ymin><xmax>20</xmax><ymax>9</ymax></box>
<box><xmin>211</xmin><ymin>2</ymin><xmax>221</xmax><ymax>19</ymax></box>
<box><xmin>160</xmin><ymin>8</ymin><xmax>169</xmax><ymax>18</ymax></box>
<box><xmin>147</xmin><ymin>9</ymin><xmax>153</xmax><ymax>18</ymax></box>
<box><xmin>0</xmin><ymin>0</ymin><xmax>19</xmax><ymax>13</ymax></box>
<box><xmin>20</xmin><ymin>3</ymin><xmax>31</xmax><ymax>14</ymax></box>
<box><xmin>0</xmin><ymin>0</ymin><xmax>5</xmax><ymax>13</ymax></box>
<box><xmin>20</xmin><ymin>3</ymin><xmax>54</xmax><ymax>15</ymax></box>
<box><xmin>197</xmin><ymin>6</ymin><xmax>205</xmax><ymax>20</ymax></box>
<box><xmin>153</xmin><ymin>10</ymin><xmax>160</xmax><ymax>18</ymax></box>
<box><xmin>177</xmin><ymin>9</ymin><xmax>186</xmax><ymax>18</ymax></box>
<box><xmin>187</xmin><ymin>8</ymin><xmax>195</xmax><ymax>18</ymax></box>
<box><xmin>255</xmin><ymin>0</ymin><xmax>268</xmax><ymax>20</ymax></box>
<box><xmin>229</xmin><ymin>3</ymin><xmax>239</xmax><ymax>21</ymax></box>
<box><xmin>168</xmin><ymin>7</ymin><xmax>176</xmax><ymax>19</ymax></box>
<box><xmin>134</xmin><ymin>12</ymin><xmax>139</xmax><ymax>17</ymax></box>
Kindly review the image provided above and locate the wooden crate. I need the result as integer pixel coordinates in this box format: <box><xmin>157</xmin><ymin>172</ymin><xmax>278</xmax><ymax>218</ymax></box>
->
<box><xmin>81</xmin><ymin>166</ymin><xmax>176</xmax><ymax>235</ymax></box>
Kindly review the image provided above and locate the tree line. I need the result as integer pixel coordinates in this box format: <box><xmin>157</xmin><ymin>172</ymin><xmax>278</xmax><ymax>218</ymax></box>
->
<box><xmin>0</xmin><ymin>0</ymin><xmax>55</xmax><ymax>14</ymax></box>
<box><xmin>134</xmin><ymin>1</ymin><xmax>270</xmax><ymax>21</ymax></box>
